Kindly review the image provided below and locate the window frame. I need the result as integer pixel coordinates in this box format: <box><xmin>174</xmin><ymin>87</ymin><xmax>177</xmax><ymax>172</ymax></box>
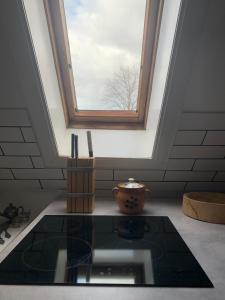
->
<box><xmin>43</xmin><ymin>0</ymin><xmax>164</xmax><ymax>129</ymax></box>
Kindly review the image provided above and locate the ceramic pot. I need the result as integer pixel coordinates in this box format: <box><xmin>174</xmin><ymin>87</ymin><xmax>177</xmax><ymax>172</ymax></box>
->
<box><xmin>113</xmin><ymin>178</ymin><xmax>150</xmax><ymax>214</ymax></box>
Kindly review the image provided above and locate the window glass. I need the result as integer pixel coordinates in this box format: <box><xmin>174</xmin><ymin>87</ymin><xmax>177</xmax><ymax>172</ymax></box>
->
<box><xmin>64</xmin><ymin>0</ymin><xmax>146</xmax><ymax>110</ymax></box>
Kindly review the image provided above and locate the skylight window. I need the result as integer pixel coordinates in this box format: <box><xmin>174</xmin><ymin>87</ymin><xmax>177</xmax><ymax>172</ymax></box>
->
<box><xmin>44</xmin><ymin>0</ymin><xmax>164</xmax><ymax>129</ymax></box>
<box><xmin>64</xmin><ymin>0</ymin><xmax>146</xmax><ymax>111</ymax></box>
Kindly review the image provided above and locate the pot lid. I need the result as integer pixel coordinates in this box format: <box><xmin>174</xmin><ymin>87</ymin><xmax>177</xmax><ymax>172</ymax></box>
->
<box><xmin>119</xmin><ymin>178</ymin><xmax>144</xmax><ymax>189</ymax></box>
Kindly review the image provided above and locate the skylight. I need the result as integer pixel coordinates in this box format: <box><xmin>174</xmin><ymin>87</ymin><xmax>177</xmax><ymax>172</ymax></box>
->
<box><xmin>64</xmin><ymin>0</ymin><xmax>146</xmax><ymax>111</ymax></box>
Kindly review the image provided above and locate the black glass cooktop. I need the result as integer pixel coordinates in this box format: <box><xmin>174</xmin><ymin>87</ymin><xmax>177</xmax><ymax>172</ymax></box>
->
<box><xmin>0</xmin><ymin>215</ymin><xmax>213</xmax><ymax>287</ymax></box>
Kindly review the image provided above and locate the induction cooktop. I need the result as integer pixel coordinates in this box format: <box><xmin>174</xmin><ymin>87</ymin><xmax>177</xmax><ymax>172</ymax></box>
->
<box><xmin>0</xmin><ymin>215</ymin><xmax>213</xmax><ymax>287</ymax></box>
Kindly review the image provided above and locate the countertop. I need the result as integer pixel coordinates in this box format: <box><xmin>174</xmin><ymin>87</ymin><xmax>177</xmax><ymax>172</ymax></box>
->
<box><xmin>0</xmin><ymin>198</ymin><xmax>224</xmax><ymax>300</ymax></box>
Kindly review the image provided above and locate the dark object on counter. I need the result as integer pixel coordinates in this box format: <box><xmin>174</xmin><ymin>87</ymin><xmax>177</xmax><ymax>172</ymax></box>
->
<box><xmin>1</xmin><ymin>203</ymin><xmax>19</xmax><ymax>220</ymax></box>
<box><xmin>0</xmin><ymin>215</ymin><xmax>213</xmax><ymax>287</ymax></box>
<box><xmin>0</xmin><ymin>216</ymin><xmax>11</xmax><ymax>244</ymax></box>
<box><xmin>113</xmin><ymin>178</ymin><xmax>150</xmax><ymax>214</ymax></box>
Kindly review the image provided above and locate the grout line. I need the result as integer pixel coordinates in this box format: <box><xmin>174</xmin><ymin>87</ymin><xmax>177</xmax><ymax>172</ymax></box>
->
<box><xmin>201</xmin><ymin>130</ymin><xmax>208</xmax><ymax>145</ymax></box>
<box><xmin>10</xmin><ymin>169</ymin><xmax>16</xmax><ymax>179</ymax></box>
<box><xmin>0</xmin><ymin>145</ymin><xmax>5</xmax><ymax>156</ymax></box>
<box><xmin>39</xmin><ymin>179</ymin><xmax>44</xmax><ymax>190</ymax></box>
<box><xmin>61</xmin><ymin>169</ymin><xmax>65</xmax><ymax>180</ymax></box>
<box><xmin>183</xmin><ymin>182</ymin><xmax>188</xmax><ymax>192</ymax></box>
<box><xmin>30</xmin><ymin>156</ymin><xmax>35</xmax><ymax>168</ymax></box>
<box><xmin>191</xmin><ymin>160</ymin><xmax>196</xmax><ymax>171</ymax></box>
<box><xmin>211</xmin><ymin>171</ymin><xmax>218</xmax><ymax>181</ymax></box>
<box><xmin>19</xmin><ymin>127</ymin><xmax>26</xmax><ymax>142</ymax></box>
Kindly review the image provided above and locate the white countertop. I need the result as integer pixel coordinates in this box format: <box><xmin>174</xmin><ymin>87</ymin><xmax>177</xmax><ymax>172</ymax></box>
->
<box><xmin>0</xmin><ymin>198</ymin><xmax>224</xmax><ymax>300</ymax></box>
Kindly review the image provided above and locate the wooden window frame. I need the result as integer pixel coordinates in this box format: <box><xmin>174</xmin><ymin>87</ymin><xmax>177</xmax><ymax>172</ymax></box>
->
<box><xmin>43</xmin><ymin>0</ymin><xmax>164</xmax><ymax>130</ymax></box>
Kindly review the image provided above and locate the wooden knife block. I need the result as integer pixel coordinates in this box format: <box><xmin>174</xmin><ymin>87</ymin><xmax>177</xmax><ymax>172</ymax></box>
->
<box><xmin>67</xmin><ymin>157</ymin><xmax>95</xmax><ymax>213</ymax></box>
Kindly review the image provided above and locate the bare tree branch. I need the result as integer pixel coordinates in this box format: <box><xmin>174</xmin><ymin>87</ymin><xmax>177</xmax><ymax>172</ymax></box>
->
<box><xmin>103</xmin><ymin>65</ymin><xmax>138</xmax><ymax>110</ymax></box>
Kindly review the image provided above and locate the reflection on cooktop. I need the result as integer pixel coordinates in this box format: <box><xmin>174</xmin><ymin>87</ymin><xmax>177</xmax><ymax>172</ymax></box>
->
<box><xmin>0</xmin><ymin>215</ymin><xmax>213</xmax><ymax>287</ymax></box>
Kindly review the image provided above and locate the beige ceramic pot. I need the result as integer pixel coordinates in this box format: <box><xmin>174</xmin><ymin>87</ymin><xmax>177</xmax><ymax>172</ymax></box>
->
<box><xmin>113</xmin><ymin>178</ymin><xmax>150</xmax><ymax>214</ymax></box>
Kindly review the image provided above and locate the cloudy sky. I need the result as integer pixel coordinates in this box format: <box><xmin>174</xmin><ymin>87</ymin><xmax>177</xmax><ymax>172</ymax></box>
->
<box><xmin>64</xmin><ymin>0</ymin><xmax>146</xmax><ymax>110</ymax></box>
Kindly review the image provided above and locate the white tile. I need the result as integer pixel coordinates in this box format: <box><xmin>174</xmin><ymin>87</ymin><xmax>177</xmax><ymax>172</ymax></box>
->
<box><xmin>21</xmin><ymin>127</ymin><xmax>36</xmax><ymax>142</ymax></box>
<box><xmin>0</xmin><ymin>169</ymin><xmax>13</xmax><ymax>179</ymax></box>
<box><xmin>96</xmin><ymin>170</ymin><xmax>113</xmax><ymax>180</ymax></box>
<box><xmin>194</xmin><ymin>160</ymin><xmax>225</xmax><ymax>171</ymax></box>
<box><xmin>0</xmin><ymin>157</ymin><xmax>33</xmax><ymax>168</ymax></box>
<box><xmin>114</xmin><ymin>170</ymin><xmax>164</xmax><ymax>181</ymax></box>
<box><xmin>12</xmin><ymin>169</ymin><xmax>64</xmax><ymax>179</ymax></box>
<box><xmin>170</xmin><ymin>146</ymin><xmax>225</xmax><ymax>159</ymax></box>
<box><xmin>0</xmin><ymin>180</ymin><xmax>40</xmax><ymax>190</ymax></box>
<box><xmin>174</xmin><ymin>131</ymin><xmax>205</xmax><ymax>145</ymax></box>
<box><xmin>95</xmin><ymin>190</ymin><xmax>113</xmax><ymax>197</ymax></box>
<box><xmin>0</xmin><ymin>110</ymin><xmax>30</xmax><ymax>126</ymax></box>
<box><xmin>179</xmin><ymin>113</ymin><xmax>225</xmax><ymax>130</ymax></box>
<box><xmin>145</xmin><ymin>182</ymin><xmax>186</xmax><ymax>197</ymax></box>
<box><xmin>164</xmin><ymin>171</ymin><xmax>214</xmax><ymax>181</ymax></box>
<box><xmin>31</xmin><ymin>157</ymin><xmax>44</xmax><ymax>168</ymax></box>
<box><xmin>0</xmin><ymin>143</ymin><xmax>40</xmax><ymax>156</ymax></box>
<box><xmin>185</xmin><ymin>182</ymin><xmax>225</xmax><ymax>192</ymax></box>
<box><xmin>214</xmin><ymin>172</ymin><xmax>225</xmax><ymax>181</ymax></box>
<box><xmin>0</xmin><ymin>128</ymin><xmax>23</xmax><ymax>142</ymax></box>
<box><xmin>95</xmin><ymin>181</ymin><xmax>114</xmax><ymax>189</ymax></box>
<box><xmin>166</xmin><ymin>159</ymin><xmax>194</xmax><ymax>170</ymax></box>
<box><xmin>41</xmin><ymin>180</ymin><xmax>66</xmax><ymax>189</ymax></box>
<box><xmin>203</xmin><ymin>131</ymin><xmax>225</xmax><ymax>145</ymax></box>
<box><xmin>96</xmin><ymin>158</ymin><xmax>165</xmax><ymax>170</ymax></box>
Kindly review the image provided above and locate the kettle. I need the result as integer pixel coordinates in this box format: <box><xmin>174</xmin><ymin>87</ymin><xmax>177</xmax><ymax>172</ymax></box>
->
<box><xmin>113</xmin><ymin>178</ymin><xmax>150</xmax><ymax>214</ymax></box>
<box><xmin>0</xmin><ymin>203</ymin><xmax>24</xmax><ymax>220</ymax></box>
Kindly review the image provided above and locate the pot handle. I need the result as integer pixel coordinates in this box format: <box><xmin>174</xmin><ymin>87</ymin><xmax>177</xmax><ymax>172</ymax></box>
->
<box><xmin>112</xmin><ymin>187</ymin><xmax>119</xmax><ymax>196</ymax></box>
<box><xmin>145</xmin><ymin>188</ymin><xmax>150</xmax><ymax>193</ymax></box>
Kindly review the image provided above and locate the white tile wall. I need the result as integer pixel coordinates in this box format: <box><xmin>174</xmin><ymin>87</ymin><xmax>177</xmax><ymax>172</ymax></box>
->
<box><xmin>164</xmin><ymin>171</ymin><xmax>214</xmax><ymax>181</ymax></box>
<box><xmin>114</xmin><ymin>170</ymin><xmax>164</xmax><ymax>181</ymax></box>
<box><xmin>165</xmin><ymin>159</ymin><xmax>194</xmax><ymax>170</ymax></box>
<box><xmin>170</xmin><ymin>146</ymin><xmax>225</xmax><ymax>159</ymax></box>
<box><xmin>0</xmin><ymin>169</ymin><xmax>13</xmax><ymax>179</ymax></box>
<box><xmin>0</xmin><ymin>180</ymin><xmax>40</xmax><ymax>189</ymax></box>
<box><xmin>12</xmin><ymin>169</ymin><xmax>63</xmax><ymax>179</ymax></box>
<box><xmin>179</xmin><ymin>113</ymin><xmax>225</xmax><ymax>130</ymax></box>
<box><xmin>0</xmin><ymin>143</ymin><xmax>40</xmax><ymax>156</ymax></box>
<box><xmin>31</xmin><ymin>156</ymin><xmax>44</xmax><ymax>168</ymax></box>
<box><xmin>185</xmin><ymin>182</ymin><xmax>225</xmax><ymax>192</ymax></box>
<box><xmin>203</xmin><ymin>131</ymin><xmax>225</xmax><ymax>145</ymax></box>
<box><xmin>0</xmin><ymin>157</ymin><xmax>33</xmax><ymax>168</ymax></box>
<box><xmin>96</xmin><ymin>170</ymin><xmax>113</xmax><ymax>181</ymax></box>
<box><xmin>174</xmin><ymin>131</ymin><xmax>205</xmax><ymax>145</ymax></box>
<box><xmin>40</xmin><ymin>180</ymin><xmax>66</xmax><ymax>189</ymax></box>
<box><xmin>214</xmin><ymin>172</ymin><xmax>225</xmax><ymax>181</ymax></box>
<box><xmin>0</xmin><ymin>110</ymin><xmax>30</xmax><ymax>126</ymax></box>
<box><xmin>0</xmin><ymin>110</ymin><xmax>225</xmax><ymax>197</ymax></box>
<box><xmin>0</xmin><ymin>128</ymin><xmax>24</xmax><ymax>142</ymax></box>
<box><xmin>194</xmin><ymin>160</ymin><xmax>225</xmax><ymax>171</ymax></box>
<box><xmin>21</xmin><ymin>127</ymin><xmax>36</xmax><ymax>142</ymax></box>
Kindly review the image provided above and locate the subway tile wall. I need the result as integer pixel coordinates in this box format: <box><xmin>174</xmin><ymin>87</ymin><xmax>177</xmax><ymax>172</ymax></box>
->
<box><xmin>0</xmin><ymin>109</ymin><xmax>225</xmax><ymax>198</ymax></box>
